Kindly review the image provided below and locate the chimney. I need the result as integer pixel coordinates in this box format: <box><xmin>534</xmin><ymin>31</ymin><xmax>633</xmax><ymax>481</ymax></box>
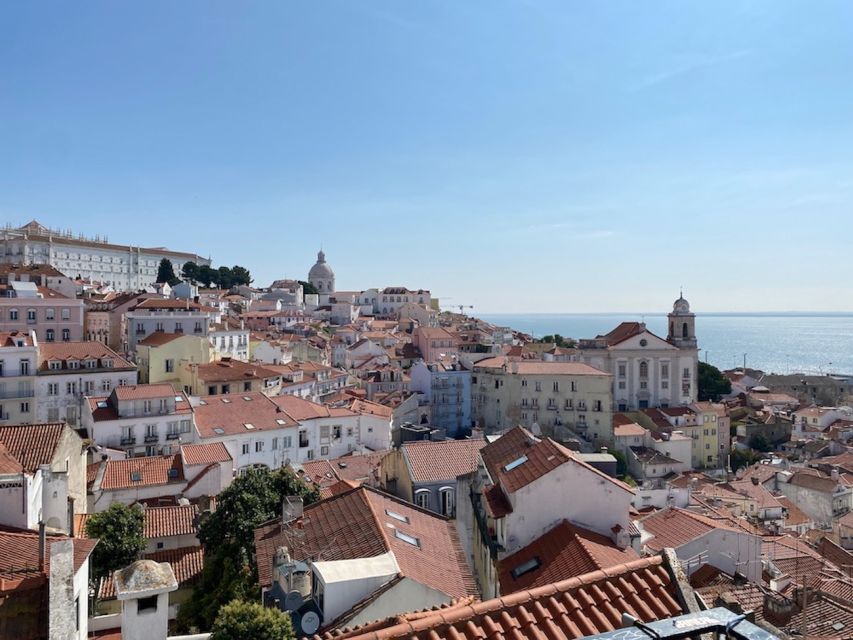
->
<box><xmin>600</xmin><ymin>446</ymin><xmax>608</xmax><ymax>454</ymax></box>
<box><xmin>38</xmin><ymin>521</ymin><xmax>46</xmax><ymax>572</ymax></box>
<box><xmin>831</xmin><ymin>467</ymin><xmax>840</xmax><ymax>483</ymax></box>
<box><xmin>751</xmin><ymin>476</ymin><xmax>759</xmax><ymax>485</ymax></box>
<box><xmin>762</xmin><ymin>591</ymin><xmax>796</xmax><ymax>627</ymax></box>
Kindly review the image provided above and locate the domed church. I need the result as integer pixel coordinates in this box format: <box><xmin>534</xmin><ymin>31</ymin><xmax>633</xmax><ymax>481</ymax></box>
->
<box><xmin>308</xmin><ymin>250</ymin><xmax>335</xmax><ymax>294</ymax></box>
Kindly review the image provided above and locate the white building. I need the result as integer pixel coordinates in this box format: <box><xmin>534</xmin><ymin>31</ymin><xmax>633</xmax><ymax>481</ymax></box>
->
<box><xmin>0</xmin><ymin>220</ymin><xmax>210</xmax><ymax>291</ymax></box>
<box><xmin>125</xmin><ymin>298</ymin><xmax>220</xmax><ymax>353</ymax></box>
<box><xmin>308</xmin><ymin>249</ymin><xmax>335</xmax><ymax>296</ymax></box>
<box><xmin>36</xmin><ymin>341</ymin><xmax>137</xmax><ymax>427</ymax></box>
<box><xmin>192</xmin><ymin>391</ymin><xmax>391</xmax><ymax>473</ymax></box>
<box><xmin>0</xmin><ymin>330</ymin><xmax>38</xmax><ymax>424</ymax></box>
<box><xmin>208</xmin><ymin>321</ymin><xmax>250</xmax><ymax>361</ymax></box>
<box><xmin>576</xmin><ymin>295</ymin><xmax>699</xmax><ymax>411</ymax></box>
<box><xmin>82</xmin><ymin>384</ymin><xmax>195</xmax><ymax>457</ymax></box>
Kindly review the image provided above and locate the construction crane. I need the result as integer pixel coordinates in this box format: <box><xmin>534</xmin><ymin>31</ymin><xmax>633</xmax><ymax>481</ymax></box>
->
<box><xmin>456</xmin><ymin>304</ymin><xmax>473</xmax><ymax>315</ymax></box>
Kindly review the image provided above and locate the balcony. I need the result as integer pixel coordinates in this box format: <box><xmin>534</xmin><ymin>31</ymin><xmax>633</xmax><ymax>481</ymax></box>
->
<box><xmin>166</xmin><ymin>432</ymin><xmax>180</xmax><ymax>440</ymax></box>
<box><xmin>0</xmin><ymin>388</ymin><xmax>35</xmax><ymax>399</ymax></box>
<box><xmin>144</xmin><ymin>434</ymin><xmax>159</xmax><ymax>443</ymax></box>
<box><xmin>120</xmin><ymin>436</ymin><xmax>136</xmax><ymax>446</ymax></box>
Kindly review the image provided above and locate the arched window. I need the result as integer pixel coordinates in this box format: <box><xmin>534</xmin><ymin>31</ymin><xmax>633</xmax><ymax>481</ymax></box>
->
<box><xmin>439</xmin><ymin>487</ymin><xmax>455</xmax><ymax>517</ymax></box>
<box><xmin>639</xmin><ymin>361</ymin><xmax>648</xmax><ymax>378</ymax></box>
<box><xmin>682</xmin><ymin>322</ymin><xmax>689</xmax><ymax>338</ymax></box>
<box><xmin>415</xmin><ymin>489</ymin><xmax>431</xmax><ymax>510</ymax></box>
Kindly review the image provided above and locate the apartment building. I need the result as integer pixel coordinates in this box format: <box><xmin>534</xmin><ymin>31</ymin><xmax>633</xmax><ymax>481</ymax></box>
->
<box><xmin>0</xmin><ymin>330</ymin><xmax>38</xmax><ymax>424</ymax></box>
<box><xmin>125</xmin><ymin>298</ymin><xmax>219</xmax><ymax>353</ymax></box>
<box><xmin>472</xmin><ymin>356</ymin><xmax>613</xmax><ymax>443</ymax></box>
<box><xmin>0</xmin><ymin>281</ymin><xmax>84</xmax><ymax>343</ymax></box>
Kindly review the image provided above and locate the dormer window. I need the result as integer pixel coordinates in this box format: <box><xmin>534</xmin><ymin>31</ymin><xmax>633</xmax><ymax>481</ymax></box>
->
<box><xmin>67</xmin><ymin>360</ymin><xmax>79</xmax><ymax>370</ymax></box>
<box><xmin>102</xmin><ymin>359</ymin><xmax>113</xmax><ymax>368</ymax></box>
<box><xmin>84</xmin><ymin>359</ymin><xmax>97</xmax><ymax>369</ymax></box>
<box><xmin>48</xmin><ymin>360</ymin><xmax>62</xmax><ymax>371</ymax></box>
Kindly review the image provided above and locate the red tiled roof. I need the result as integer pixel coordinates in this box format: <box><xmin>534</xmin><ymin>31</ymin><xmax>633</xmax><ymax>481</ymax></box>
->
<box><xmin>319</xmin><ymin>555</ymin><xmax>684</xmax><ymax>640</ymax></box>
<box><xmin>144</xmin><ymin>505</ymin><xmax>199</xmax><ymax>539</ymax></box>
<box><xmin>0</xmin><ymin>423</ymin><xmax>65</xmax><ymax>473</ymax></box>
<box><xmin>194</xmin><ymin>393</ymin><xmax>297</xmax><ymax>438</ymax></box>
<box><xmin>300</xmin><ymin>452</ymin><xmax>389</xmax><ymax>494</ymax></box>
<box><xmin>195</xmin><ymin>358</ymin><xmax>281</xmax><ymax>383</ymax></box>
<box><xmin>137</xmin><ymin>331</ymin><xmax>185</xmax><ymax>347</ymax></box>
<box><xmin>180</xmin><ymin>442</ymin><xmax>232</xmax><ymax>466</ymax></box>
<box><xmin>481</xmin><ymin>427</ymin><xmax>632</xmax><ymax>494</ymax></box>
<box><xmin>112</xmin><ymin>383</ymin><xmax>177</xmax><ymax>401</ymax></box>
<box><xmin>0</xmin><ymin>527</ymin><xmax>97</xmax><ymax>581</ymax></box>
<box><xmin>599</xmin><ymin>321</ymin><xmax>643</xmax><ymax>345</ymax></box>
<box><xmin>0</xmin><ymin>330</ymin><xmax>35</xmax><ymax>347</ymax></box>
<box><xmin>38</xmin><ymin>341</ymin><xmax>133</xmax><ymax>371</ymax></box>
<box><xmin>639</xmin><ymin>508</ymin><xmax>743</xmax><ymax>552</ymax></box>
<box><xmin>270</xmin><ymin>394</ymin><xmax>353</xmax><ymax>421</ymax></box>
<box><xmin>0</xmin><ymin>442</ymin><xmax>23</xmax><ymax>474</ymax></box>
<box><xmin>254</xmin><ymin>486</ymin><xmax>477</xmax><ymax>600</ymax></box>
<box><xmin>498</xmin><ymin>520</ymin><xmax>640</xmax><ymax>594</ymax></box>
<box><xmin>347</xmin><ymin>398</ymin><xmax>393</xmax><ymax>419</ymax></box>
<box><xmin>787</xmin><ymin>471</ymin><xmax>840</xmax><ymax>493</ymax></box>
<box><xmin>483</xmin><ymin>484</ymin><xmax>512</xmax><ymax>518</ymax></box>
<box><xmin>98</xmin><ymin>455</ymin><xmax>184</xmax><ymax>490</ymax></box>
<box><xmin>99</xmin><ymin>545</ymin><xmax>204</xmax><ymax>599</ymax></box>
<box><xmin>402</xmin><ymin>439</ymin><xmax>486</xmax><ymax>484</ymax></box>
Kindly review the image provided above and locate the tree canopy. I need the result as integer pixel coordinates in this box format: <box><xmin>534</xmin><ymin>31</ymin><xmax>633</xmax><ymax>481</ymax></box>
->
<box><xmin>84</xmin><ymin>503</ymin><xmax>146</xmax><ymax>581</ymax></box>
<box><xmin>536</xmin><ymin>334</ymin><xmax>575</xmax><ymax>348</ymax></box>
<box><xmin>299</xmin><ymin>280</ymin><xmax>319</xmax><ymax>295</ymax></box>
<box><xmin>156</xmin><ymin>258</ymin><xmax>180</xmax><ymax>286</ymax></box>
<box><xmin>697</xmin><ymin>362</ymin><xmax>732</xmax><ymax>402</ymax></box>
<box><xmin>209</xmin><ymin>600</ymin><xmax>294</xmax><ymax>640</ymax></box>
<box><xmin>180</xmin><ymin>261</ymin><xmax>252</xmax><ymax>289</ymax></box>
<box><xmin>178</xmin><ymin>467</ymin><xmax>319</xmax><ymax>633</ymax></box>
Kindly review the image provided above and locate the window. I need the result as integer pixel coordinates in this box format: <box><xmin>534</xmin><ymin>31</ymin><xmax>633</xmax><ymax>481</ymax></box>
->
<box><xmin>46</xmin><ymin>329</ymin><xmax>54</xmax><ymax>342</ymax></box>
<box><xmin>9</xmin><ymin>309</ymin><xmax>17</xmax><ymax>320</ymax></box>
<box><xmin>180</xmin><ymin>420</ymin><xmax>191</xmax><ymax>433</ymax></box>
<box><xmin>244</xmin><ymin>381</ymin><xmax>251</xmax><ymax>392</ymax></box>
<box><xmin>414</xmin><ymin>490</ymin><xmax>430</xmax><ymax>510</ymax></box>
<box><xmin>553</xmin><ymin>381</ymin><xmax>559</xmax><ymax>392</ymax></box>
<box><xmin>20</xmin><ymin>360</ymin><xmax>29</xmax><ymax>376</ymax></box>
<box><xmin>255</xmin><ymin>441</ymin><xmax>264</xmax><ymax>452</ymax></box>
<box><xmin>241</xmin><ymin>443</ymin><xmax>249</xmax><ymax>455</ymax></box>
<box><xmin>683</xmin><ymin>367</ymin><xmax>690</xmax><ymax>379</ymax></box>
<box><xmin>61</xmin><ymin>308</ymin><xmax>70</xmax><ymax>321</ymax></box>
<box><xmin>143</xmin><ymin>400</ymin><xmax>152</xmax><ymax>413</ymax></box>
<box><xmin>385</xmin><ymin>509</ymin><xmax>409</xmax><ymax>523</ymax></box>
<box><xmin>271</xmin><ymin>437</ymin><xmax>278</xmax><ymax>450</ymax></box>
<box><xmin>27</xmin><ymin>309</ymin><xmax>36</xmax><ymax>322</ymax></box>
<box><xmin>661</xmin><ymin>363</ymin><xmax>669</xmax><ymax>378</ymax></box>
<box><xmin>440</xmin><ymin>488</ymin><xmax>455</xmax><ymax>516</ymax></box>
<box><xmin>155</xmin><ymin>322</ymin><xmax>164</xmax><ymax>332</ymax></box>
<box><xmin>165</xmin><ymin>359</ymin><xmax>174</xmax><ymax>373</ymax></box>
<box><xmin>48</xmin><ymin>383</ymin><xmax>58</xmax><ymax>396</ymax></box>
<box><xmin>282</xmin><ymin>435</ymin><xmax>292</xmax><ymax>448</ymax></box>
<box><xmin>175</xmin><ymin>322</ymin><xmax>182</xmax><ymax>333</ymax></box>
<box><xmin>618</xmin><ymin>381</ymin><xmax>626</xmax><ymax>390</ymax></box>
<box><xmin>618</xmin><ymin>364</ymin><xmax>626</xmax><ymax>378</ymax></box>
<box><xmin>47</xmin><ymin>407</ymin><xmax>59</xmax><ymax>422</ymax></box>
<box><xmin>46</xmin><ymin>308</ymin><xmax>55</xmax><ymax>320</ymax></box>
<box><xmin>102</xmin><ymin>379</ymin><xmax>112</xmax><ymax>392</ymax></box>
<box><xmin>61</xmin><ymin>329</ymin><xmax>70</xmax><ymax>341</ymax></box>
<box><xmin>510</xmin><ymin>557</ymin><xmax>541</xmax><ymax>580</ymax></box>
<box><xmin>639</xmin><ymin>361</ymin><xmax>649</xmax><ymax>378</ymax></box>
<box><xmin>535</xmin><ymin>381</ymin><xmax>542</xmax><ymax>392</ymax></box>
<box><xmin>67</xmin><ymin>382</ymin><xmax>77</xmax><ymax>395</ymax></box>
<box><xmin>20</xmin><ymin>402</ymin><xmax>29</xmax><ymax>413</ymax></box>
<box><xmin>571</xmin><ymin>381</ymin><xmax>577</xmax><ymax>392</ymax></box>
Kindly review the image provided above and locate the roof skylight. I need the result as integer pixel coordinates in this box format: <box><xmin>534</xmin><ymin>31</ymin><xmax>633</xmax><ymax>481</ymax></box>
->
<box><xmin>385</xmin><ymin>509</ymin><xmax>410</xmax><ymax>524</ymax></box>
<box><xmin>394</xmin><ymin>529</ymin><xmax>420</xmax><ymax>547</ymax></box>
<box><xmin>510</xmin><ymin>557</ymin><xmax>541</xmax><ymax>580</ymax></box>
<box><xmin>503</xmin><ymin>455</ymin><xmax>529</xmax><ymax>472</ymax></box>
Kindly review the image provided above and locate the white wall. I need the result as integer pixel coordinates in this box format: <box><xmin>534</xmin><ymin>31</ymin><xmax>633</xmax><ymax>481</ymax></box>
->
<box><xmin>674</xmin><ymin>529</ymin><xmax>762</xmax><ymax>583</ymax></box>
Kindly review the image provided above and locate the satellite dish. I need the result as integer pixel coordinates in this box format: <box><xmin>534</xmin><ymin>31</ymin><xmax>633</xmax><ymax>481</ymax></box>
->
<box><xmin>301</xmin><ymin>611</ymin><xmax>321</xmax><ymax>635</ymax></box>
<box><xmin>284</xmin><ymin>590</ymin><xmax>303</xmax><ymax>612</ymax></box>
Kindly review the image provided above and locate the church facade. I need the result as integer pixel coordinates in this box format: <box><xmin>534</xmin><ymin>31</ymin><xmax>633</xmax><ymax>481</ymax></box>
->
<box><xmin>576</xmin><ymin>295</ymin><xmax>699</xmax><ymax>411</ymax></box>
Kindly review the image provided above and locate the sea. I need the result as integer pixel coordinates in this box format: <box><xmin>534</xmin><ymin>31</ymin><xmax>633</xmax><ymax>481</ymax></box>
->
<box><xmin>478</xmin><ymin>313</ymin><xmax>853</xmax><ymax>376</ymax></box>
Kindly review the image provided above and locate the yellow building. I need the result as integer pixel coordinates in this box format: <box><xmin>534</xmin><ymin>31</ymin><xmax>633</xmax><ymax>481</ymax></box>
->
<box><xmin>136</xmin><ymin>332</ymin><xmax>213</xmax><ymax>388</ymax></box>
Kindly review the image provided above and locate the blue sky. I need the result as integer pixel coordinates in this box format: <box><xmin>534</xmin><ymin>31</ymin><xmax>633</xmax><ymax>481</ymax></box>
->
<box><xmin>2</xmin><ymin>1</ymin><xmax>853</xmax><ymax>313</ymax></box>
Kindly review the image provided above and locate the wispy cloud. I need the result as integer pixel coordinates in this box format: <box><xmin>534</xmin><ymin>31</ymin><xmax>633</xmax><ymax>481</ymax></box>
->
<box><xmin>631</xmin><ymin>49</ymin><xmax>752</xmax><ymax>92</ymax></box>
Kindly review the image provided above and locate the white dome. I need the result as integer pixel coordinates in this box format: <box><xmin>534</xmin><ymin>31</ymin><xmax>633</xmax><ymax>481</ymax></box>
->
<box><xmin>308</xmin><ymin>250</ymin><xmax>334</xmax><ymax>280</ymax></box>
<box><xmin>672</xmin><ymin>295</ymin><xmax>690</xmax><ymax>314</ymax></box>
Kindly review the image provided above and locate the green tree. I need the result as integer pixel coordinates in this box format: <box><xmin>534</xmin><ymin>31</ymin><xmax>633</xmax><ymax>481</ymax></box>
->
<box><xmin>181</xmin><ymin>260</ymin><xmax>199</xmax><ymax>282</ymax></box>
<box><xmin>730</xmin><ymin>448</ymin><xmax>757</xmax><ymax>472</ymax></box>
<box><xmin>179</xmin><ymin>468</ymin><xmax>319</xmax><ymax>632</ymax></box>
<box><xmin>210</xmin><ymin>600</ymin><xmax>294</xmax><ymax>640</ymax></box>
<box><xmin>610</xmin><ymin>448</ymin><xmax>629</xmax><ymax>478</ymax></box>
<box><xmin>299</xmin><ymin>280</ymin><xmax>318</xmax><ymax>295</ymax></box>
<box><xmin>84</xmin><ymin>503</ymin><xmax>146</xmax><ymax>581</ymax></box>
<box><xmin>230</xmin><ymin>265</ymin><xmax>252</xmax><ymax>286</ymax></box>
<box><xmin>197</xmin><ymin>265</ymin><xmax>219</xmax><ymax>288</ymax></box>
<box><xmin>156</xmin><ymin>258</ymin><xmax>180</xmax><ymax>286</ymax></box>
<box><xmin>697</xmin><ymin>362</ymin><xmax>732</xmax><ymax>402</ymax></box>
<box><xmin>748</xmin><ymin>434</ymin><xmax>771</xmax><ymax>452</ymax></box>
<box><xmin>218</xmin><ymin>266</ymin><xmax>234</xmax><ymax>290</ymax></box>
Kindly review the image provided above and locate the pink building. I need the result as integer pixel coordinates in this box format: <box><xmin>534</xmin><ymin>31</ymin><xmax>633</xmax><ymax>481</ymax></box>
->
<box><xmin>413</xmin><ymin>326</ymin><xmax>458</xmax><ymax>363</ymax></box>
<box><xmin>0</xmin><ymin>281</ymin><xmax>83</xmax><ymax>343</ymax></box>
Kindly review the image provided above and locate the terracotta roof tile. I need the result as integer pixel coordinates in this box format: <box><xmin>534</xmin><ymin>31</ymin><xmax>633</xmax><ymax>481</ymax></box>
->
<box><xmin>254</xmin><ymin>486</ymin><xmax>477</xmax><ymax>600</ymax></box>
<box><xmin>195</xmin><ymin>358</ymin><xmax>281</xmax><ymax>383</ymax></box>
<box><xmin>474</xmin><ymin>357</ymin><xmax>610</xmax><ymax>377</ymax></box>
<box><xmin>402</xmin><ymin>439</ymin><xmax>486</xmax><ymax>484</ymax></box>
<box><xmin>113</xmin><ymin>383</ymin><xmax>177</xmax><ymax>401</ymax></box>
<box><xmin>0</xmin><ymin>423</ymin><xmax>65</xmax><ymax>473</ymax></box>
<box><xmin>0</xmin><ymin>527</ymin><xmax>97</xmax><ymax>580</ymax></box>
<box><xmin>194</xmin><ymin>392</ymin><xmax>297</xmax><ymax>438</ymax></box>
<box><xmin>180</xmin><ymin>442</ymin><xmax>232</xmax><ymax>466</ymax></box>
<box><xmin>99</xmin><ymin>545</ymin><xmax>204</xmax><ymax>599</ymax></box>
<box><xmin>0</xmin><ymin>442</ymin><xmax>23</xmax><ymax>474</ymax></box>
<box><xmin>498</xmin><ymin>521</ymin><xmax>639</xmax><ymax>594</ymax></box>
<box><xmin>143</xmin><ymin>505</ymin><xmax>199</xmax><ymax>539</ymax></box>
<box><xmin>99</xmin><ymin>455</ymin><xmax>184</xmax><ymax>490</ymax></box>
<box><xmin>38</xmin><ymin>341</ymin><xmax>133</xmax><ymax>371</ymax></box>
<box><xmin>137</xmin><ymin>331</ymin><xmax>186</xmax><ymax>347</ymax></box>
<box><xmin>317</xmin><ymin>555</ymin><xmax>683</xmax><ymax>640</ymax></box>
<box><xmin>639</xmin><ymin>508</ymin><xmax>743</xmax><ymax>552</ymax></box>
